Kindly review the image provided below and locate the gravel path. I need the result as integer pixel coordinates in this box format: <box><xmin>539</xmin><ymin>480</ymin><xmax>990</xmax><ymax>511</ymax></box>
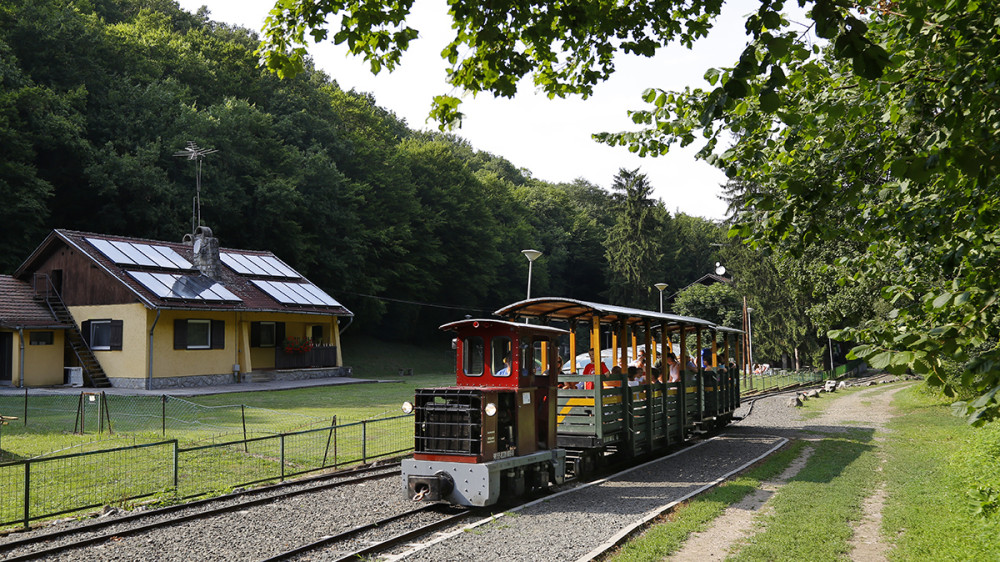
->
<box><xmin>669</xmin><ymin>379</ymin><xmax>913</xmax><ymax>562</ymax></box>
<box><xmin>394</xmin><ymin>433</ymin><xmax>787</xmax><ymax>562</ymax></box>
<box><xmin>3</xmin><ymin>473</ymin><xmax>416</xmax><ymax>561</ymax></box>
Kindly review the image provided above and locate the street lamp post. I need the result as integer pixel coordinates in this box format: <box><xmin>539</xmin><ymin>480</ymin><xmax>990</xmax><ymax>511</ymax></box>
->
<box><xmin>654</xmin><ymin>283</ymin><xmax>668</xmax><ymax>313</ymax></box>
<box><xmin>522</xmin><ymin>249</ymin><xmax>542</xmax><ymax>299</ymax></box>
<box><xmin>746</xmin><ymin>306</ymin><xmax>754</xmax><ymax>390</ymax></box>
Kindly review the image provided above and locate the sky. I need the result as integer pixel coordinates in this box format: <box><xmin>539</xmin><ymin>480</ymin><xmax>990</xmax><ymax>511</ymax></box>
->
<box><xmin>176</xmin><ymin>0</ymin><xmax>764</xmax><ymax>220</ymax></box>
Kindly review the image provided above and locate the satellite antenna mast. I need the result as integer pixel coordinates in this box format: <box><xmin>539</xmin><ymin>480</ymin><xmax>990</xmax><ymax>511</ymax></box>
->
<box><xmin>173</xmin><ymin>141</ymin><xmax>218</xmax><ymax>235</ymax></box>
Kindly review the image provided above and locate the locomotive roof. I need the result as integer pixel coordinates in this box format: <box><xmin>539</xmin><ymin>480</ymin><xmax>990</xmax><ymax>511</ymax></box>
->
<box><xmin>494</xmin><ymin>298</ymin><xmax>716</xmax><ymax>328</ymax></box>
<box><xmin>439</xmin><ymin>318</ymin><xmax>569</xmax><ymax>335</ymax></box>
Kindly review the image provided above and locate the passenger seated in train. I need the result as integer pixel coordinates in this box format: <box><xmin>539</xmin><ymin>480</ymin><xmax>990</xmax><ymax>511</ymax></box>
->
<box><xmin>663</xmin><ymin>352</ymin><xmax>680</xmax><ymax>383</ymax></box>
<box><xmin>627</xmin><ymin>365</ymin><xmax>639</xmax><ymax>386</ymax></box>
<box><xmin>604</xmin><ymin>365</ymin><xmax>623</xmax><ymax>388</ymax></box>
<box><xmin>583</xmin><ymin>349</ymin><xmax>609</xmax><ymax>390</ymax></box>
<box><xmin>650</xmin><ymin>366</ymin><xmax>662</xmax><ymax>384</ymax></box>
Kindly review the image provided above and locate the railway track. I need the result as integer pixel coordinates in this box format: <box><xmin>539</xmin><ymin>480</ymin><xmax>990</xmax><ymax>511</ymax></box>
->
<box><xmin>0</xmin><ymin>462</ymin><xmax>401</xmax><ymax>561</ymax></box>
<box><xmin>264</xmin><ymin>503</ymin><xmax>473</xmax><ymax>561</ymax></box>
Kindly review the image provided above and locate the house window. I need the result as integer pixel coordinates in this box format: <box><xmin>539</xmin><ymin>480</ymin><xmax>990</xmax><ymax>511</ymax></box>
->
<box><xmin>187</xmin><ymin>320</ymin><xmax>211</xmax><ymax>349</ymax></box>
<box><xmin>174</xmin><ymin>319</ymin><xmax>225</xmax><ymax>350</ymax></box>
<box><xmin>259</xmin><ymin>322</ymin><xmax>277</xmax><ymax>347</ymax></box>
<box><xmin>250</xmin><ymin>321</ymin><xmax>284</xmax><ymax>348</ymax></box>
<box><xmin>83</xmin><ymin>319</ymin><xmax>123</xmax><ymax>351</ymax></box>
<box><xmin>30</xmin><ymin>331</ymin><xmax>54</xmax><ymax>345</ymax></box>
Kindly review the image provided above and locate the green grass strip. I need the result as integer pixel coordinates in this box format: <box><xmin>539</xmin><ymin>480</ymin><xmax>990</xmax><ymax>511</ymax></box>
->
<box><xmin>881</xmin><ymin>387</ymin><xmax>1000</xmax><ymax>560</ymax></box>
<box><xmin>730</xmin><ymin>430</ymin><xmax>879</xmax><ymax>561</ymax></box>
<box><xmin>610</xmin><ymin>441</ymin><xmax>807</xmax><ymax>561</ymax></box>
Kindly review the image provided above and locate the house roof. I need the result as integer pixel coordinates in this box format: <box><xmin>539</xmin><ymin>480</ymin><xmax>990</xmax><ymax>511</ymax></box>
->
<box><xmin>0</xmin><ymin>275</ymin><xmax>72</xmax><ymax>329</ymax></box>
<box><xmin>15</xmin><ymin>229</ymin><xmax>353</xmax><ymax>317</ymax></box>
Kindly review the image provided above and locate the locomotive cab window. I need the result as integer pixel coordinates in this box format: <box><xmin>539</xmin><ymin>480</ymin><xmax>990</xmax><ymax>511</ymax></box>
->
<box><xmin>532</xmin><ymin>339</ymin><xmax>549</xmax><ymax>376</ymax></box>
<box><xmin>463</xmin><ymin>336</ymin><xmax>485</xmax><ymax>376</ymax></box>
<box><xmin>520</xmin><ymin>342</ymin><xmax>534</xmax><ymax>377</ymax></box>
<box><xmin>492</xmin><ymin>337</ymin><xmax>512</xmax><ymax>377</ymax></box>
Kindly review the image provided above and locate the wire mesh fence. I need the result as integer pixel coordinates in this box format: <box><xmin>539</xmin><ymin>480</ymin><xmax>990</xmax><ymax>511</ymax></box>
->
<box><xmin>0</xmin><ymin>391</ymin><xmax>331</xmax><ymax>438</ymax></box>
<box><xmin>741</xmin><ymin>360</ymin><xmax>866</xmax><ymax>394</ymax></box>
<box><xmin>0</xmin><ymin>440</ymin><xmax>176</xmax><ymax>528</ymax></box>
<box><xmin>0</xmin><ymin>414</ymin><xmax>414</xmax><ymax>529</ymax></box>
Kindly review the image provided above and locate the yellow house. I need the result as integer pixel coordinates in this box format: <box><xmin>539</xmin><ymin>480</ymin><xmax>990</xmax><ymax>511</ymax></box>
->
<box><xmin>0</xmin><ymin>276</ymin><xmax>72</xmax><ymax>387</ymax></box>
<box><xmin>11</xmin><ymin>227</ymin><xmax>353</xmax><ymax>389</ymax></box>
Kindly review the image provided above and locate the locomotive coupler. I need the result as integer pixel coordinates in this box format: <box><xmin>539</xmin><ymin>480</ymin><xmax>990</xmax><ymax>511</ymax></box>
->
<box><xmin>408</xmin><ymin>471</ymin><xmax>455</xmax><ymax>502</ymax></box>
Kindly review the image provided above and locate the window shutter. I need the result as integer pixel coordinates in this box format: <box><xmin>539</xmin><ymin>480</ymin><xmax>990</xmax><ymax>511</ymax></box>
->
<box><xmin>81</xmin><ymin>320</ymin><xmax>91</xmax><ymax>346</ymax></box>
<box><xmin>211</xmin><ymin>320</ymin><xmax>225</xmax><ymax>350</ymax></box>
<box><xmin>174</xmin><ymin>319</ymin><xmax>187</xmax><ymax>350</ymax></box>
<box><xmin>110</xmin><ymin>320</ymin><xmax>123</xmax><ymax>351</ymax></box>
<box><xmin>250</xmin><ymin>322</ymin><xmax>261</xmax><ymax>347</ymax></box>
<box><xmin>275</xmin><ymin>322</ymin><xmax>286</xmax><ymax>344</ymax></box>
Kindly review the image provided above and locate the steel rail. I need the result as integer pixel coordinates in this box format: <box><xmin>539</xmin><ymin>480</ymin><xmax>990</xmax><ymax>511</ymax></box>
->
<box><xmin>261</xmin><ymin>504</ymin><xmax>473</xmax><ymax>562</ymax></box>
<box><xmin>0</xmin><ymin>463</ymin><xmax>400</xmax><ymax>561</ymax></box>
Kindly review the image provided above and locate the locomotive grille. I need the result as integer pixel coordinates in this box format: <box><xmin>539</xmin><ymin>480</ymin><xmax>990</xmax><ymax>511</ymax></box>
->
<box><xmin>414</xmin><ymin>388</ymin><xmax>482</xmax><ymax>455</ymax></box>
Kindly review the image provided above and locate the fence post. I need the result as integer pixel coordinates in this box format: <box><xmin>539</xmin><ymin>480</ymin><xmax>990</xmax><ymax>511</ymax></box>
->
<box><xmin>162</xmin><ymin>395</ymin><xmax>167</xmax><ymax>437</ymax></box>
<box><xmin>173</xmin><ymin>440</ymin><xmax>179</xmax><ymax>491</ymax></box>
<box><xmin>23</xmin><ymin>461</ymin><xmax>30</xmax><ymax>528</ymax></box>
<box><xmin>280</xmin><ymin>434</ymin><xmax>286</xmax><ymax>482</ymax></box>
<box><xmin>322</xmin><ymin>415</ymin><xmax>336</xmax><ymax>468</ymax></box>
<box><xmin>241</xmin><ymin>405</ymin><xmax>248</xmax><ymax>453</ymax></box>
<box><xmin>23</xmin><ymin>388</ymin><xmax>27</xmax><ymax>426</ymax></box>
<box><xmin>362</xmin><ymin>420</ymin><xmax>367</xmax><ymax>464</ymax></box>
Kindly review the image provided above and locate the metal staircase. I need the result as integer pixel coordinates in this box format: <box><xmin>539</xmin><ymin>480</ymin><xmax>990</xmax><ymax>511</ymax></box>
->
<box><xmin>33</xmin><ymin>275</ymin><xmax>112</xmax><ymax>388</ymax></box>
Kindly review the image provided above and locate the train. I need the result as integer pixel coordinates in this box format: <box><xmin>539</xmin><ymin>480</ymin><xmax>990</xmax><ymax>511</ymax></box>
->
<box><xmin>401</xmin><ymin>297</ymin><xmax>743</xmax><ymax>506</ymax></box>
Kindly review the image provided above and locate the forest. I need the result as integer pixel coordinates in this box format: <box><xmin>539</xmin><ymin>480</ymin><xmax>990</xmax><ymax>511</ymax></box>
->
<box><xmin>0</xmin><ymin>0</ymin><xmax>873</xmax><ymax>368</ymax></box>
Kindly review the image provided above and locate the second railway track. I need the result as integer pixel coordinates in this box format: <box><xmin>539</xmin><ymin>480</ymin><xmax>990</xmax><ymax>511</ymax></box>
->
<box><xmin>0</xmin><ymin>463</ymin><xmax>402</xmax><ymax>561</ymax></box>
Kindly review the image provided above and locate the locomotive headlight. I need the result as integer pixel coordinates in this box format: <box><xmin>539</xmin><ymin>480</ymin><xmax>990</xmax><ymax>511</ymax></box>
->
<box><xmin>401</xmin><ymin>401</ymin><xmax>414</xmax><ymax>414</ymax></box>
<box><xmin>485</xmin><ymin>402</ymin><xmax>498</xmax><ymax>417</ymax></box>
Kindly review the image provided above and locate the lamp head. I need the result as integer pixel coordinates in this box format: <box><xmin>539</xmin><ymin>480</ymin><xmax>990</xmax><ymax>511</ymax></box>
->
<box><xmin>522</xmin><ymin>249</ymin><xmax>542</xmax><ymax>262</ymax></box>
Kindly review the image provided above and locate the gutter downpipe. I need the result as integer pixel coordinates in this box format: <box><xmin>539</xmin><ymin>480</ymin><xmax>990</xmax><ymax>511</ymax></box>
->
<box><xmin>17</xmin><ymin>328</ymin><xmax>25</xmax><ymax>388</ymax></box>
<box><xmin>147</xmin><ymin>310</ymin><xmax>161</xmax><ymax>391</ymax></box>
<box><xmin>339</xmin><ymin>316</ymin><xmax>354</xmax><ymax>335</ymax></box>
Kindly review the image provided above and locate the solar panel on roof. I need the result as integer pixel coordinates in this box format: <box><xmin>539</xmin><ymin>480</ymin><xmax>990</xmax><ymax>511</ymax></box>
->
<box><xmin>111</xmin><ymin>241</ymin><xmax>158</xmax><ymax>266</ymax></box>
<box><xmin>221</xmin><ymin>252</ymin><xmax>299</xmax><ymax>278</ymax></box>
<box><xmin>260</xmin><ymin>256</ymin><xmax>299</xmax><ymax>278</ymax></box>
<box><xmin>248</xmin><ymin>254</ymin><xmax>283</xmax><ymax>276</ymax></box>
<box><xmin>251</xmin><ymin>280</ymin><xmax>341</xmax><ymax>307</ymax></box>
<box><xmin>87</xmin><ymin>238</ymin><xmax>192</xmax><ymax>270</ymax></box>
<box><xmin>127</xmin><ymin>271</ymin><xmax>241</xmax><ymax>302</ymax></box>
<box><xmin>87</xmin><ymin>238</ymin><xmax>132</xmax><ymax>264</ymax></box>
<box><xmin>221</xmin><ymin>252</ymin><xmax>263</xmax><ymax>275</ymax></box>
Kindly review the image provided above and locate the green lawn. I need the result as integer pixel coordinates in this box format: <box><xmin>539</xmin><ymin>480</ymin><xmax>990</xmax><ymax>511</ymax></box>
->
<box><xmin>612</xmin><ymin>383</ymin><xmax>1000</xmax><ymax>561</ymax></box>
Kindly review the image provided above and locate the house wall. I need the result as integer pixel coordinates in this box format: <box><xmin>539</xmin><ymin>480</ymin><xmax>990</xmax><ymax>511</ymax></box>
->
<box><xmin>1</xmin><ymin>329</ymin><xmax>66</xmax><ymax>387</ymax></box>
<box><xmin>237</xmin><ymin>312</ymin><xmax>342</xmax><ymax>373</ymax></box>
<box><xmin>68</xmin><ymin>306</ymin><xmax>344</xmax><ymax>389</ymax></box>
<box><xmin>23</xmin><ymin>329</ymin><xmax>66</xmax><ymax>386</ymax></box>
<box><xmin>32</xmin><ymin>242</ymin><xmax>138</xmax><ymax>306</ymax></box>
<box><xmin>69</xmin><ymin>303</ymin><xmax>149</xmax><ymax>385</ymax></box>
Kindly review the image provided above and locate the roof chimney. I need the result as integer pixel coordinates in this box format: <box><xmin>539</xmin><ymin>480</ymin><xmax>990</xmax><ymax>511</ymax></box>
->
<box><xmin>188</xmin><ymin>226</ymin><xmax>221</xmax><ymax>279</ymax></box>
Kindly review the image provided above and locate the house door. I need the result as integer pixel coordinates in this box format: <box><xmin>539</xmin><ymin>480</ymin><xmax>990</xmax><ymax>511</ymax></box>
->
<box><xmin>50</xmin><ymin>269</ymin><xmax>63</xmax><ymax>295</ymax></box>
<box><xmin>0</xmin><ymin>333</ymin><xmax>12</xmax><ymax>384</ymax></box>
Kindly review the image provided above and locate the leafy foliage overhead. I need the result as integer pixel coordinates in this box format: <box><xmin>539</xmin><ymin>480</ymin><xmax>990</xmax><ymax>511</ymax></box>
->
<box><xmin>1</xmin><ymin>0</ymin><xmax>736</xmax><ymax>342</ymax></box>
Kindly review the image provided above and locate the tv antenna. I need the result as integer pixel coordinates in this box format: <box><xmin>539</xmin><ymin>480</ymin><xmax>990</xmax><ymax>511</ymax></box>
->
<box><xmin>173</xmin><ymin>141</ymin><xmax>218</xmax><ymax>235</ymax></box>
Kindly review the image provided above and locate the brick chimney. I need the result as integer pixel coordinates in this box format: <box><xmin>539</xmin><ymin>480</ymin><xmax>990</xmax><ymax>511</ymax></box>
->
<box><xmin>188</xmin><ymin>226</ymin><xmax>221</xmax><ymax>279</ymax></box>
